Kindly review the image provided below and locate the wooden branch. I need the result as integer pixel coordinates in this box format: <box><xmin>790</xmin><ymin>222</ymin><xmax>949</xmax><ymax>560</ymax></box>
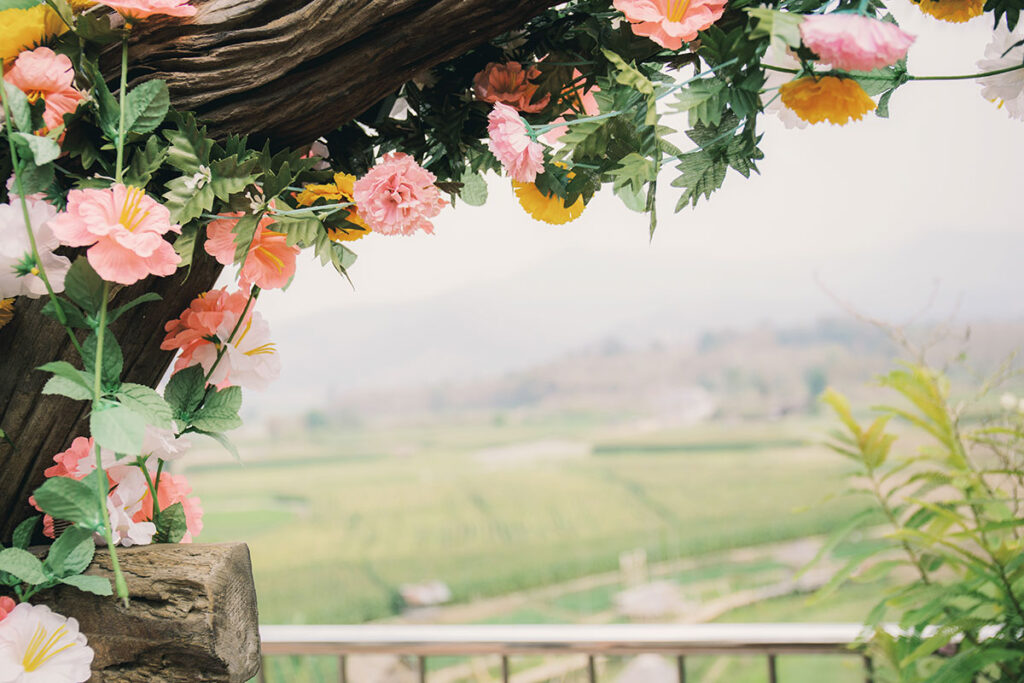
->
<box><xmin>33</xmin><ymin>543</ymin><xmax>260</xmax><ymax>682</ymax></box>
<box><xmin>127</xmin><ymin>0</ymin><xmax>561</xmax><ymax>145</ymax></box>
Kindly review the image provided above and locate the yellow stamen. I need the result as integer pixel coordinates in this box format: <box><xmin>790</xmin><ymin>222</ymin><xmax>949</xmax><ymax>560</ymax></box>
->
<box><xmin>25</xmin><ymin>90</ymin><xmax>44</xmax><ymax>104</ymax></box>
<box><xmin>244</xmin><ymin>342</ymin><xmax>276</xmax><ymax>357</ymax></box>
<box><xmin>233</xmin><ymin>317</ymin><xmax>254</xmax><ymax>349</ymax></box>
<box><xmin>22</xmin><ymin>623</ymin><xmax>77</xmax><ymax>672</ymax></box>
<box><xmin>256</xmin><ymin>246</ymin><xmax>286</xmax><ymax>272</ymax></box>
<box><xmin>667</xmin><ymin>0</ymin><xmax>692</xmax><ymax>22</ymax></box>
<box><xmin>118</xmin><ymin>186</ymin><xmax>150</xmax><ymax>232</ymax></box>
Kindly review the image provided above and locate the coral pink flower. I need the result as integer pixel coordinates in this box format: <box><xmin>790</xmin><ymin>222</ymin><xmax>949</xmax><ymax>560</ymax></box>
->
<box><xmin>94</xmin><ymin>0</ymin><xmax>196</xmax><ymax>21</ymax></box>
<box><xmin>50</xmin><ymin>184</ymin><xmax>181</xmax><ymax>285</ymax></box>
<box><xmin>473</xmin><ymin>62</ymin><xmax>551</xmax><ymax>113</ymax></box>
<box><xmin>544</xmin><ymin>71</ymin><xmax>602</xmax><ymax>143</ymax></box>
<box><xmin>162</xmin><ymin>287</ymin><xmax>252</xmax><ymax>369</ymax></box>
<box><xmin>185</xmin><ymin>304</ymin><xmax>281</xmax><ymax>390</ymax></box>
<box><xmin>205</xmin><ymin>213</ymin><xmax>299</xmax><ymax>290</ymax></box>
<box><xmin>613</xmin><ymin>0</ymin><xmax>727</xmax><ymax>50</ymax></box>
<box><xmin>352</xmin><ymin>152</ymin><xmax>447</xmax><ymax>236</ymax></box>
<box><xmin>134</xmin><ymin>473</ymin><xmax>203</xmax><ymax>542</ymax></box>
<box><xmin>4</xmin><ymin>47</ymin><xmax>84</xmax><ymax>133</ymax></box>
<box><xmin>487</xmin><ymin>103</ymin><xmax>546</xmax><ymax>183</ymax></box>
<box><xmin>800</xmin><ymin>14</ymin><xmax>915</xmax><ymax>72</ymax></box>
<box><xmin>0</xmin><ymin>597</ymin><xmax>14</xmax><ymax>623</ymax></box>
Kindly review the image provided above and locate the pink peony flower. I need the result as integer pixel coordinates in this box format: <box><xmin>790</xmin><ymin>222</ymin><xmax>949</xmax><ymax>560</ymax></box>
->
<box><xmin>613</xmin><ymin>0</ymin><xmax>728</xmax><ymax>50</ymax></box>
<box><xmin>800</xmin><ymin>14</ymin><xmax>915</xmax><ymax>72</ymax></box>
<box><xmin>162</xmin><ymin>287</ymin><xmax>252</xmax><ymax>368</ymax></box>
<box><xmin>352</xmin><ymin>152</ymin><xmax>447</xmax><ymax>236</ymax></box>
<box><xmin>473</xmin><ymin>62</ymin><xmax>551</xmax><ymax>113</ymax></box>
<box><xmin>487</xmin><ymin>103</ymin><xmax>546</xmax><ymax>183</ymax></box>
<box><xmin>134</xmin><ymin>472</ymin><xmax>203</xmax><ymax>542</ymax></box>
<box><xmin>0</xmin><ymin>597</ymin><xmax>14</xmax><ymax>623</ymax></box>
<box><xmin>94</xmin><ymin>0</ymin><xmax>197</xmax><ymax>20</ymax></box>
<box><xmin>49</xmin><ymin>184</ymin><xmax>181</xmax><ymax>285</ymax></box>
<box><xmin>4</xmin><ymin>47</ymin><xmax>84</xmax><ymax>133</ymax></box>
<box><xmin>205</xmin><ymin>213</ymin><xmax>299</xmax><ymax>290</ymax></box>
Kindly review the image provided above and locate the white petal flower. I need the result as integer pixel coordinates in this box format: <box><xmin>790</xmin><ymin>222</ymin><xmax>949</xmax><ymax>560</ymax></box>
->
<box><xmin>0</xmin><ymin>603</ymin><xmax>94</xmax><ymax>683</ymax></box>
<box><xmin>763</xmin><ymin>46</ymin><xmax>809</xmax><ymax>130</ymax></box>
<box><xmin>140</xmin><ymin>425</ymin><xmax>191</xmax><ymax>462</ymax></box>
<box><xmin>977</xmin><ymin>23</ymin><xmax>1024</xmax><ymax>120</ymax></box>
<box><xmin>100</xmin><ymin>470</ymin><xmax>156</xmax><ymax>548</ymax></box>
<box><xmin>0</xmin><ymin>198</ymin><xmax>70</xmax><ymax>299</ymax></box>
<box><xmin>190</xmin><ymin>308</ymin><xmax>281</xmax><ymax>391</ymax></box>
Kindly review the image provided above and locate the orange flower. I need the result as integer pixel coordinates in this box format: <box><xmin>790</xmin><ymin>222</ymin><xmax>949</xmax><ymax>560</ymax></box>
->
<box><xmin>913</xmin><ymin>0</ymin><xmax>984</xmax><ymax>22</ymax></box>
<box><xmin>473</xmin><ymin>62</ymin><xmax>551</xmax><ymax>113</ymax></box>
<box><xmin>779</xmin><ymin>76</ymin><xmax>875</xmax><ymax>125</ymax></box>
<box><xmin>295</xmin><ymin>172</ymin><xmax>370</xmax><ymax>242</ymax></box>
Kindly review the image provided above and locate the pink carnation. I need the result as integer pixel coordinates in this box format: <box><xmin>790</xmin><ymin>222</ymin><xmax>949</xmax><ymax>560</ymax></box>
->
<box><xmin>0</xmin><ymin>597</ymin><xmax>14</xmax><ymax>623</ymax></box>
<box><xmin>50</xmin><ymin>184</ymin><xmax>181</xmax><ymax>285</ymax></box>
<box><xmin>473</xmin><ymin>62</ymin><xmax>551</xmax><ymax>113</ymax></box>
<box><xmin>205</xmin><ymin>213</ymin><xmax>299</xmax><ymax>290</ymax></box>
<box><xmin>800</xmin><ymin>14</ymin><xmax>915</xmax><ymax>72</ymax></box>
<box><xmin>613</xmin><ymin>0</ymin><xmax>727</xmax><ymax>50</ymax></box>
<box><xmin>94</xmin><ymin>0</ymin><xmax>197</xmax><ymax>20</ymax></box>
<box><xmin>352</xmin><ymin>152</ymin><xmax>447</xmax><ymax>236</ymax></box>
<box><xmin>134</xmin><ymin>472</ymin><xmax>203</xmax><ymax>543</ymax></box>
<box><xmin>487</xmin><ymin>103</ymin><xmax>545</xmax><ymax>183</ymax></box>
<box><xmin>4</xmin><ymin>47</ymin><xmax>84</xmax><ymax>133</ymax></box>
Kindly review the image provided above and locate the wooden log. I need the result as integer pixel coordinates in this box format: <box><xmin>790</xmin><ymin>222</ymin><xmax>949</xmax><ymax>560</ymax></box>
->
<box><xmin>33</xmin><ymin>542</ymin><xmax>261</xmax><ymax>682</ymax></box>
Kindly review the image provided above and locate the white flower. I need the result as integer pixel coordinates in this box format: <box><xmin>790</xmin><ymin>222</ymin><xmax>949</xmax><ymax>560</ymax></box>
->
<box><xmin>0</xmin><ymin>603</ymin><xmax>93</xmax><ymax>683</ymax></box>
<box><xmin>140</xmin><ymin>425</ymin><xmax>190</xmax><ymax>463</ymax></box>
<box><xmin>1000</xmin><ymin>392</ymin><xmax>1018</xmax><ymax>410</ymax></box>
<box><xmin>182</xmin><ymin>165</ymin><xmax>212</xmax><ymax>192</ymax></box>
<box><xmin>977</xmin><ymin>23</ymin><xmax>1024</xmax><ymax>120</ymax></box>
<box><xmin>102</xmin><ymin>470</ymin><xmax>156</xmax><ymax>548</ymax></box>
<box><xmin>0</xmin><ymin>198</ymin><xmax>70</xmax><ymax>299</ymax></box>
<box><xmin>191</xmin><ymin>308</ymin><xmax>281</xmax><ymax>391</ymax></box>
<box><xmin>763</xmin><ymin>46</ymin><xmax>809</xmax><ymax>130</ymax></box>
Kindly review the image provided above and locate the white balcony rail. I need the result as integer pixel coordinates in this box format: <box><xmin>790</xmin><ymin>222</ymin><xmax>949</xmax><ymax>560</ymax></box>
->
<box><xmin>257</xmin><ymin>623</ymin><xmax>881</xmax><ymax>683</ymax></box>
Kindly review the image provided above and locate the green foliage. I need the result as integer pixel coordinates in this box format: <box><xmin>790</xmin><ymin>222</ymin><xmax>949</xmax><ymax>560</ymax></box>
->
<box><xmin>32</xmin><ymin>472</ymin><xmax>104</xmax><ymax>532</ymax></box>
<box><xmin>155</xmin><ymin>502</ymin><xmax>188</xmax><ymax>543</ymax></box>
<box><xmin>817</xmin><ymin>360</ymin><xmax>1024</xmax><ymax>681</ymax></box>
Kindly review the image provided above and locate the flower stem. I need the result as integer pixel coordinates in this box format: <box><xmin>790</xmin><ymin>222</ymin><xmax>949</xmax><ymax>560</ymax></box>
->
<box><xmin>91</xmin><ymin>281</ymin><xmax>129</xmax><ymax>606</ymax></box>
<box><xmin>762</xmin><ymin>62</ymin><xmax>1024</xmax><ymax>81</ymax></box>
<box><xmin>0</xmin><ymin>69</ymin><xmax>84</xmax><ymax>358</ymax></box>
<box><xmin>115</xmin><ymin>33</ymin><xmax>129</xmax><ymax>184</ymax></box>
<box><xmin>201</xmin><ymin>286</ymin><xmax>260</xmax><ymax>387</ymax></box>
<box><xmin>139</xmin><ymin>457</ymin><xmax>161</xmax><ymax>530</ymax></box>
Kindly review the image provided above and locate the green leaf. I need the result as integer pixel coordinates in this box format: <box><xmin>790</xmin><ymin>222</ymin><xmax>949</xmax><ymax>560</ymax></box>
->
<box><xmin>46</xmin><ymin>526</ymin><xmax>95</xmax><ymax>578</ymax></box>
<box><xmin>91</xmin><ymin>404</ymin><xmax>147</xmax><ymax>454</ymax></box>
<box><xmin>163</xmin><ymin>174</ymin><xmax>215</xmax><ymax>224</ymax></box>
<box><xmin>38</xmin><ymin>361</ymin><xmax>92</xmax><ymax>396</ymax></box>
<box><xmin>74</xmin><ymin>12</ymin><xmax>123</xmax><ymax>44</ymax></box>
<box><xmin>164</xmin><ymin>113</ymin><xmax>211</xmax><ymax>174</ymax></box>
<box><xmin>231</xmin><ymin>213</ymin><xmax>260</xmax><ymax>262</ymax></box>
<box><xmin>210</xmin><ymin>156</ymin><xmax>257</xmax><ymax>202</ymax></box>
<box><xmin>12</xmin><ymin>516</ymin><xmax>39</xmax><ymax>550</ymax></box>
<box><xmin>116</xmin><ymin>383</ymin><xmax>174</xmax><ymax>429</ymax></box>
<box><xmin>198</xmin><ymin>430</ymin><xmax>241</xmax><ymax>460</ymax></box>
<box><xmin>123</xmin><ymin>135</ymin><xmax>169</xmax><ymax>188</ymax></box>
<box><xmin>928</xmin><ymin>648</ymin><xmax>1024</xmax><ymax>683</ymax></box>
<box><xmin>670</xmin><ymin>79</ymin><xmax>727</xmax><ymax>128</ymax></box>
<box><xmin>0</xmin><ymin>548</ymin><xmax>47</xmax><ymax>585</ymax></box>
<box><xmin>108</xmin><ymin>293</ymin><xmax>162</xmax><ymax>324</ymax></box>
<box><xmin>15</xmin><ymin>161</ymin><xmax>54</xmax><ymax>197</ymax></box>
<box><xmin>83</xmin><ymin>61</ymin><xmax>120</xmax><ymax>141</ymax></box>
<box><xmin>156</xmin><ymin>502</ymin><xmax>188</xmax><ymax>543</ymax></box>
<box><xmin>274</xmin><ymin>214</ymin><xmax>323</xmax><ymax>248</ymax></box>
<box><xmin>746</xmin><ymin>8</ymin><xmax>804</xmax><ymax>49</ymax></box>
<box><xmin>191</xmin><ymin>385</ymin><xmax>243</xmax><ymax>432</ymax></box>
<box><xmin>174</xmin><ymin>223</ymin><xmax>199</xmax><ymax>270</ymax></box>
<box><xmin>63</xmin><ymin>257</ymin><xmax>106</xmax><ymax>315</ymax></box>
<box><xmin>43</xmin><ymin>374</ymin><xmax>93</xmax><ymax>401</ymax></box>
<box><xmin>164</xmin><ymin>365</ymin><xmax>206</xmax><ymax>416</ymax></box>
<box><xmin>40</xmin><ymin>297</ymin><xmax>89</xmax><ymax>329</ymax></box>
<box><xmin>12</xmin><ymin>132</ymin><xmax>61</xmax><ymax>165</ymax></box>
<box><xmin>2</xmin><ymin>82</ymin><xmax>32</xmax><ymax>132</ymax></box>
<box><xmin>672</xmin><ymin>150</ymin><xmax>727</xmax><ymax>210</ymax></box>
<box><xmin>458</xmin><ymin>172</ymin><xmax>488</xmax><ymax>206</ymax></box>
<box><xmin>601</xmin><ymin>49</ymin><xmax>654</xmax><ymax>96</ymax></box>
<box><xmin>123</xmin><ymin>79</ymin><xmax>170</xmax><ymax>134</ymax></box>
<box><xmin>82</xmin><ymin>333</ymin><xmax>123</xmax><ymax>389</ymax></box>
<box><xmin>32</xmin><ymin>476</ymin><xmax>102</xmax><ymax>530</ymax></box>
<box><xmin>0</xmin><ymin>0</ymin><xmax>43</xmax><ymax>11</ymax></box>
<box><xmin>60</xmin><ymin>573</ymin><xmax>113</xmax><ymax>596</ymax></box>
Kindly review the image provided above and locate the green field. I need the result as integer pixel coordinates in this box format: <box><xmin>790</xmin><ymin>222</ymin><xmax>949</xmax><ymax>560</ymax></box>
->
<box><xmin>185</xmin><ymin>414</ymin><xmax>882</xmax><ymax>681</ymax></box>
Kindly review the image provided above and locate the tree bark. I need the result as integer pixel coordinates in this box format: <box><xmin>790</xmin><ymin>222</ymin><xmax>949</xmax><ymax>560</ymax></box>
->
<box><xmin>0</xmin><ymin>0</ymin><xmax>558</xmax><ymax>542</ymax></box>
<box><xmin>34</xmin><ymin>543</ymin><xmax>261</xmax><ymax>682</ymax></box>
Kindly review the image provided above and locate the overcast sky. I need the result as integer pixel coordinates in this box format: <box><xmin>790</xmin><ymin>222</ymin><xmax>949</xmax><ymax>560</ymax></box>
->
<box><xmin>234</xmin><ymin>6</ymin><xmax>1023</xmax><ymax>404</ymax></box>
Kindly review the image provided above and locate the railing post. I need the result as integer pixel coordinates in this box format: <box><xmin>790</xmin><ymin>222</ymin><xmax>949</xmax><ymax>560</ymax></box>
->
<box><xmin>338</xmin><ymin>654</ymin><xmax>347</xmax><ymax>683</ymax></box>
<box><xmin>418</xmin><ymin>655</ymin><xmax>427</xmax><ymax>683</ymax></box>
<box><xmin>502</xmin><ymin>655</ymin><xmax>510</xmax><ymax>683</ymax></box>
<box><xmin>863</xmin><ymin>655</ymin><xmax>874</xmax><ymax>683</ymax></box>
<box><xmin>588</xmin><ymin>654</ymin><xmax>597</xmax><ymax>683</ymax></box>
<box><xmin>768</xmin><ymin>654</ymin><xmax>778</xmax><ymax>683</ymax></box>
<box><xmin>677</xmin><ymin>655</ymin><xmax>687</xmax><ymax>683</ymax></box>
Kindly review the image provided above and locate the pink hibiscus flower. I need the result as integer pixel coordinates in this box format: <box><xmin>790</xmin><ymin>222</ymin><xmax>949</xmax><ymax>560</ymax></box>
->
<box><xmin>473</xmin><ymin>62</ymin><xmax>551</xmax><ymax>113</ymax></box>
<box><xmin>800</xmin><ymin>14</ymin><xmax>915</xmax><ymax>72</ymax></box>
<box><xmin>162</xmin><ymin>287</ymin><xmax>252</xmax><ymax>368</ymax></box>
<box><xmin>94</xmin><ymin>0</ymin><xmax>196</xmax><ymax>20</ymax></box>
<box><xmin>49</xmin><ymin>184</ymin><xmax>181</xmax><ymax>285</ymax></box>
<box><xmin>0</xmin><ymin>597</ymin><xmax>14</xmax><ymax>623</ymax></box>
<box><xmin>205</xmin><ymin>213</ymin><xmax>299</xmax><ymax>290</ymax></box>
<box><xmin>487</xmin><ymin>103</ymin><xmax>545</xmax><ymax>183</ymax></box>
<box><xmin>4</xmin><ymin>47</ymin><xmax>84</xmax><ymax>133</ymax></box>
<box><xmin>134</xmin><ymin>472</ymin><xmax>203</xmax><ymax>542</ymax></box>
<box><xmin>352</xmin><ymin>152</ymin><xmax>447</xmax><ymax>236</ymax></box>
<box><xmin>613</xmin><ymin>0</ymin><xmax>728</xmax><ymax>50</ymax></box>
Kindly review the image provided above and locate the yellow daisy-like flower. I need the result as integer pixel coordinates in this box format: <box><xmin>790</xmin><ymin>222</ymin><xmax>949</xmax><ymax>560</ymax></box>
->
<box><xmin>295</xmin><ymin>172</ymin><xmax>370</xmax><ymax>241</ymax></box>
<box><xmin>779</xmin><ymin>76</ymin><xmax>876</xmax><ymax>126</ymax></box>
<box><xmin>0</xmin><ymin>4</ymin><xmax>68</xmax><ymax>64</ymax></box>
<box><xmin>512</xmin><ymin>180</ymin><xmax>586</xmax><ymax>225</ymax></box>
<box><xmin>0</xmin><ymin>299</ymin><xmax>14</xmax><ymax>331</ymax></box>
<box><xmin>68</xmin><ymin>0</ymin><xmax>96</xmax><ymax>11</ymax></box>
<box><xmin>913</xmin><ymin>0</ymin><xmax>984</xmax><ymax>22</ymax></box>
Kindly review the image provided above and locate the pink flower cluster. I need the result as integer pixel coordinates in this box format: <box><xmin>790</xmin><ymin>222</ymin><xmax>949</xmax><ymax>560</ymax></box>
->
<box><xmin>205</xmin><ymin>211</ymin><xmax>300</xmax><ymax>290</ymax></box>
<box><xmin>473</xmin><ymin>62</ymin><xmax>551</xmax><ymax>113</ymax></box>
<box><xmin>487</xmin><ymin>103</ymin><xmax>546</xmax><ymax>183</ymax></box>
<box><xmin>4</xmin><ymin>47</ymin><xmax>84</xmax><ymax>134</ymax></box>
<box><xmin>613</xmin><ymin>0</ymin><xmax>728</xmax><ymax>50</ymax></box>
<box><xmin>0</xmin><ymin>597</ymin><xmax>14</xmax><ymax>623</ymax></box>
<box><xmin>353</xmin><ymin>153</ymin><xmax>448</xmax><ymax>236</ymax></box>
<box><xmin>800</xmin><ymin>14</ymin><xmax>915</xmax><ymax>72</ymax></box>
<box><xmin>95</xmin><ymin>0</ymin><xmax>197</xmax><ymax>20</ymax></box>
<box><xmin>163</xmin><ymin>287</ymin><xmax>281</xmax><ymax>391</ymax></box>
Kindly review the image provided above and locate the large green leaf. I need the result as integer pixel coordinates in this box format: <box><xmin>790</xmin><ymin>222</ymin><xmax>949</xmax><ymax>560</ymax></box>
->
<box><xmin>0</xmin><ymin>548</ymin><xmax>47</xmax><ymax>585</ymax></box>
<box><xmin>91</xmin><ymin>404</ymin><xmax>147</xmax><ymax>454</ymax></box>
<box><xmin>123</xmin><ymin>79</ymin><xmax>170</xmax><ymax>134</ymax></box>
<box><xmin>32</xmin><ymin>474</ymin><xmax>103</xmax><ymax>530</ymax></box>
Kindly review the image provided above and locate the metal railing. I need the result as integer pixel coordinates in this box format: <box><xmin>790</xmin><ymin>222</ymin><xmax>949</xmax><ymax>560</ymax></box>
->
<box><xmin>258</xmin><ymin>623</ymin><xmax>878</xmax><ymax>682</ymax></box>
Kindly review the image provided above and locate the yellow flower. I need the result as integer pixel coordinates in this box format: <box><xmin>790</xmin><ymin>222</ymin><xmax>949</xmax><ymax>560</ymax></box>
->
<box><xmin>0</xmin><ymin>299</ymin><xmax>14</xmax><ymax>331</ymax></box>
<box><xmin>0</xmin><ymin>5</ymin><xmax>68</xmax><ymax>64</ymax></box>
<box><xmin>295</xmin><ymin>172</ymin><xmax>369</xmax><ymax>241</ymax></box>
<box><xmin>913</xmin><ymin>0</ymin><xmax>984</xmax><ymax>22</ymax></box>
<box><xmin>779</xmin><ymin>76</ymin><xmax>876</xmax><ymax>126</ymax></box>
<box><xmin>512</xmin><ymin>180</ymin><xmax>586</xmax><ymax>225</ymax></box>
<box><xmin>68</xmin><ymin>0</ymin><xmax>96</xmax><ymax>11</ymax></box>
